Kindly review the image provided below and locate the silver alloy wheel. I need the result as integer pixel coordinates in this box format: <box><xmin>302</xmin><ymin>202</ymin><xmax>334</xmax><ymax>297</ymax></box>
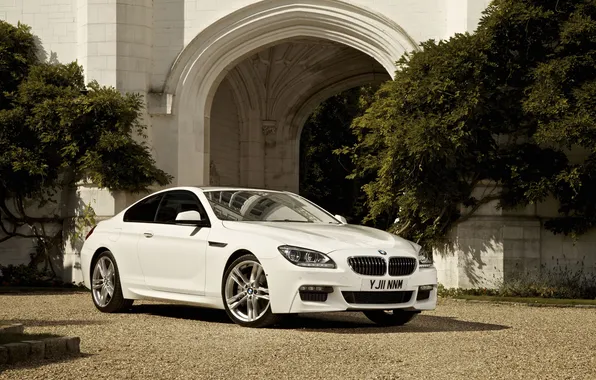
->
<box><xmin>92</xmin><ymin>256</ymin><xmax>116</xmax><ymax>307</ymax></box>
<box><xmin>224</xmin><ymin>260</ymin><xmax>270</xmax><ymax>322</ymax></box>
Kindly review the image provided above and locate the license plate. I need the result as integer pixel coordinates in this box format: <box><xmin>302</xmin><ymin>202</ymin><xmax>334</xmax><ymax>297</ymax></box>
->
<box><xmin>362</xmin><ymin>278</ymin><xmax>407</xmax><ymax>291</ymax></box>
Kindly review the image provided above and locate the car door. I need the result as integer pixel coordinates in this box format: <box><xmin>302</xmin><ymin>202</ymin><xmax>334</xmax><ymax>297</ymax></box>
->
<box><xmin>136</xmin><ymin>190</ymin><xmax>211</xmax><ymax>296</ymax></box>
<box><xmin>120</xmin><ymin>193</ymin><xmax>165</xmax><ymax>288</ymax></box>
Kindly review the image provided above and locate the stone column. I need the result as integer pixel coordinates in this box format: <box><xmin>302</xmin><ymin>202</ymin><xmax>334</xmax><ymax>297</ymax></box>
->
<box><xmin>445</xmin><ymin>0</ymin><xmax>491</xmax><ymax>37</ymax></box>
<box><xmin>263</xmin><ymin>120</ymin><xmax>283</xmax><ymax>190</ymax></box>
<box><xmin>65</xmin><ymin>0</ymin><xmax>154</xmax><ymax>284</ymax></box>
<box><xmin>237</xmin><ymin>110</ymin><xmax>263</xmax><ymax>188</ymax></box>
<box><xmin>77</xmin><ymin>0</ymin><xmax>117</xmax><ymax>86</ymax></box>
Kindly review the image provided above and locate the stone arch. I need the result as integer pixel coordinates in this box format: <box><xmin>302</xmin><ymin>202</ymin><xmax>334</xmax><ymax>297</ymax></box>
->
<box><xmin>164</xmin><ymin>0</ymin><xmax>418</xmax><ymax>185</ymax></box>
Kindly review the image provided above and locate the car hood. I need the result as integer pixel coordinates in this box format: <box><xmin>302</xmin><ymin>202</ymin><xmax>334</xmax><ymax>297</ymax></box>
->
<box><xmin>221</xmin><ymin>221</ymin><xmax>419</xmax><ymax>254</ymax></box>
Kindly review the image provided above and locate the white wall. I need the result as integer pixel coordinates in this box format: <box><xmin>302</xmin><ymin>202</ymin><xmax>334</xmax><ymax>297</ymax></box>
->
<box><xmin>0</xmin><ymin>0</ymin><xmax>78</xmax><ymax>63</ymax></box>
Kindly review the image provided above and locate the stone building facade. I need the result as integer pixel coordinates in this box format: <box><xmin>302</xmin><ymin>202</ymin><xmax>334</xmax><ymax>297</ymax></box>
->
<box><xmin>1</xmin><ymin>0</ymin><xmax>594</xmax><ymax>288</ymax></box>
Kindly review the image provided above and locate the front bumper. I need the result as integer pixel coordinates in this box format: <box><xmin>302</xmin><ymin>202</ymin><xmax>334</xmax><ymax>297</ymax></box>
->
<box><xmin>261</xmin><ymin>250</ymin><xmax>438</xmax><ymax>314</ymax></box>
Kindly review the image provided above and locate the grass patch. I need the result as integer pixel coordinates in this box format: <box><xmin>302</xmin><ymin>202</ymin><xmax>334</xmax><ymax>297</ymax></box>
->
<box><xmin>0</xmin><ymin>333</ymin><xmax>60</xmax><ymax>345</ymax></box>
<box><xmin>449</xmin><ymin>294</ymin><xmax>596</xmax><ymax>306</ymax></box>
<box><xmin>438</xmin><ymin>264</ymin><xmax>596</xmax><ymax>300</ymax></box>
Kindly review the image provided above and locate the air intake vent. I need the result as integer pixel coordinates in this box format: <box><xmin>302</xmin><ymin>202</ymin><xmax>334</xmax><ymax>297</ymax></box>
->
<box><xmin>347</xmin><ymin>257</ymin><xmax>386</xmax><ymax>276</ymax></box>
<box><xmin>342</xmin><ymin>291</ymin><xmax>413</xmax><ymax>304</ymax></box>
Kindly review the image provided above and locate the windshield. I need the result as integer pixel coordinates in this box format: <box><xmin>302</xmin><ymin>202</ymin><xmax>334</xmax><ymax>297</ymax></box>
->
<box><xmin>202</xmin><ymin>190</ymin><xmax>341</xmax><ymax>224</ymax></box>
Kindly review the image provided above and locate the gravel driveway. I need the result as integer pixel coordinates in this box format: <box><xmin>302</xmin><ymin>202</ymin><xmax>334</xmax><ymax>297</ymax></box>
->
<box><xmin>0</xmin><ymin>293</ymin><xmax>594</xmax><ymax>379</ymax></box>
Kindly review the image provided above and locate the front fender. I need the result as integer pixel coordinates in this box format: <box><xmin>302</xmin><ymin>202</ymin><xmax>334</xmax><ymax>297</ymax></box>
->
<box><xmin>203</xmin><ymin>227</ymin><xmax>283</xmax><ymax>299</ymax></box>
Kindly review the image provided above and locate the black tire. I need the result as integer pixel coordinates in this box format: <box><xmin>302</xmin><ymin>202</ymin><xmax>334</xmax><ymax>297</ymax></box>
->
<box><xmin>90</xmin><ymin>250</ymin><xmax>133</xmax><ymax>313</ymax></box>
<box><xmin>363</xmin><ymin>309</ymin><xmax>419</xmax><ymax>326</ymax></box>
<box><xmin>222</xmin><ymin>253</ymin><xmax>282</xmax><ymax>328</ymax></box>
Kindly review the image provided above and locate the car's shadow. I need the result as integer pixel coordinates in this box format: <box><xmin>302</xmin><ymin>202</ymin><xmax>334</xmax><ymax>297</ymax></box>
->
<box><xmin>131</xmin><ymin>304</ymin><xmax>234</xmax><ymax>324</ymax></box>
<box><xmin>130</xmin><ymin>304</ymin><xmax>510</xmax><ymax>333</ymax></box>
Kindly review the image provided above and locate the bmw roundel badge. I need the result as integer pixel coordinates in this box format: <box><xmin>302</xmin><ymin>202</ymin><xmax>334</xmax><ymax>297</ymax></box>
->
<box><xmin>378</xmin><ymin>250</ymin><xmax>387</xmax><ymax>255</ymax></box>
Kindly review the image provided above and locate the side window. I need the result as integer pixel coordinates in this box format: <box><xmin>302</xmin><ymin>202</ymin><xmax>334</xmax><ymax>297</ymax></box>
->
<box><xmin>154</xmin><ymin>191</ymin><xmax>207</xmax><ymax>224</ymax></box>
<box><xmin>123</xmin><ymin>194</ymin><xmax>163</xmax><ymax>223</ymax></box>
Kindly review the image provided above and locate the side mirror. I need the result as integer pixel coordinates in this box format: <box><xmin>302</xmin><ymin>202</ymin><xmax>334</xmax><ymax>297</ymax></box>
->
<box><xmin>175</xmin><ymin>210</ymin><xmax>203</xmax><ymax>224</ymax></box>
<box><xmin>334</xmin><ymin>214</ymin><xmax>348</xmax><ymax>224</ymax></box>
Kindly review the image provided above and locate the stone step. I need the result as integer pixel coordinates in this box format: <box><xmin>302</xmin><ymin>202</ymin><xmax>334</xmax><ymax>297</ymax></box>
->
<box><xmin>0</xmin><ymin>324</ymin><xmax>24</xmax><ymax>335</ymax></box>
<box><xmin>0</xmin><ymin>336</ymin><xmax>80</xmax><ymax>365</ymax></box>
<box><xmin>0</xmin><ymin>323</ymin><xmax>81</xmax><ymax>365</ymax></box>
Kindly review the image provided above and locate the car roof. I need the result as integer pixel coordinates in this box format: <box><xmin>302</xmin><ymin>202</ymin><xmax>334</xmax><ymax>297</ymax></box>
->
<box><xmin>168</xmin><ymin>185</ymin><xmax>287</xmax><ymax>193</ymax></box>
<box><xmin>130</xmin><ymin>186</ymin><xmax>290</xmax><ymax>204</ymax></box>
<box><xmin>121</xmin><ymin>186</ymin><xmax>290</xmax><ymax>213</ymax></box>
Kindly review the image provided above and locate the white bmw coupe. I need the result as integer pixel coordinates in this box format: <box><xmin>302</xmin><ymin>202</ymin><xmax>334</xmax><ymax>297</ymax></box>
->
<box><xmin>80</xmin><ymin>186</ymin><xmax>437</xmax><ymax>328</ymax></box>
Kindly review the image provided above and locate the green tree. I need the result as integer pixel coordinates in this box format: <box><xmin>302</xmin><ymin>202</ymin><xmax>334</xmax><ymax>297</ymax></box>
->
<box><xmin>0</xmin><ymin>21</ymin><xmax>37</xmax><ymax>107</ymax></box>
<box><xmin>0</xmin><ymin>21</ymin><xmax>171</xmax><ymax>274</ymax></box>
<box><xmin>346</xmin><ymin>0</ymin><xmax>596</xmax><ymax>247</ymax></box>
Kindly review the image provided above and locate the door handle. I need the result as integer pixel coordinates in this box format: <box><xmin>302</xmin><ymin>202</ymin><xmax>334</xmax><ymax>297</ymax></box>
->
<box><xmin>143</xmin><ymin>232</ymin><xmax>154</xmax><ymax>238</ymax></box>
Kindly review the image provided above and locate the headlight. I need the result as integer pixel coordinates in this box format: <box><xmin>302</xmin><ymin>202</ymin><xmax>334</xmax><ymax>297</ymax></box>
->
<box><xmin>278</xmin><ymin>245</ymin><xmax>336</xmax><ymax>269</ymax></box>
<box><xmin>418</xmin><ymin>249</ymin><xmax>433</xmax><ymax>268</ymax></box>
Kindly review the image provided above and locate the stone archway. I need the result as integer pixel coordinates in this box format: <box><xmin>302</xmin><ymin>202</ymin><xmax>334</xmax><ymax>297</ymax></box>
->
<box><xmin>158</xmin><ymin>0</ymin><xmax>418</xmax><ymax>186</ymax></box>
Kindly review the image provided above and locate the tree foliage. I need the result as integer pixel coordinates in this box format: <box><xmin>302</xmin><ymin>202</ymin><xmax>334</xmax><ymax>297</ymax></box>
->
<box><xmin>0</xmin><ymin>21</ymin><xmax>172</xmax><ymax>273</ymax></box>
<box><xmin>346</xmin><ymin>0</ymin><xmax>596</xmax><ymax>246</ymax></box>
<box><xmin>300</xmin><ymin>86</ymin><xmax>389</xmax><ymax>226</ymax></box>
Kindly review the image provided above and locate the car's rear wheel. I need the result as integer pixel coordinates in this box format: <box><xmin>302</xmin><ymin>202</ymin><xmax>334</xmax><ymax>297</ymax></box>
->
<box><xmin>222</xmin><ymin>254</ymin><xmax>281</xmax><ymax>328</ymax></box>
<box><xmin>363</xmin><ymin>309</ymin><xmax>419</xmax><ymax>326</ymax></box>
<box><xmin>91</xmin><ymin>250</ymin><xmax>133</xmax><ymax>313</ymax></box>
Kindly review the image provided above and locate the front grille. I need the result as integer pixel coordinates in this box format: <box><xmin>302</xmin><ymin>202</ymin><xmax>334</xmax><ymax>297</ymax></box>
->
<box><xmin>342</xmin><ymin>291</ymin><xmax>413</xmax><ymax>305</ymax></box>
<box><xmin>388</xmin><ymin>257</ymin><xmax>417</xmax><ymax>276</ymax></box>
<box><xmin>347</xmin><ymin>257</ymin><xmax>386</xmax><ymax>276</ymax></box>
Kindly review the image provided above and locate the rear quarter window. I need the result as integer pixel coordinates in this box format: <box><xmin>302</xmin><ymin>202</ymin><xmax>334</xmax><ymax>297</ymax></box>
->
<box><xmin>123</xmin><ymin>194</ymin><xmax>163</xmax><ymax>223</ymax></box>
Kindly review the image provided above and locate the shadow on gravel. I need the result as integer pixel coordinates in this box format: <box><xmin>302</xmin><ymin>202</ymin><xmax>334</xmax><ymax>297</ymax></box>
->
<box><xmin>0</xmin><ymin>288</ymin><xmax>88</xmax><ymax>296</ymax></box>
<box><xmin>1</xmin><ymin>319</ymin><xmax>106</xmax><ymax>327</ymax></box>
<box><xmin>275</xmin><ymin>313</ymin><xmax>510</xmax><ymax>333</ymax></box>
<box><xmin>130</xmin><ymin>304</ymin><xmax>233</xmax><ymax>324</ymax></box>
<box><xmin>0</xmin><ymin>353</ymin><xmax>93</xmax><ymax>374</ymax></box>
<box><xmin>128</xmin><ymin>304</ymin><xmax>509</xmax><ymax>333</ymax></box>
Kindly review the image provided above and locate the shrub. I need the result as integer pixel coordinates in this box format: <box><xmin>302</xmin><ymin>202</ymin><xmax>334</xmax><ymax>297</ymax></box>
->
<box><xmin>0</xmin><ymin>264</ymin><xmax>77</xmax><ymax>287</ymax></box>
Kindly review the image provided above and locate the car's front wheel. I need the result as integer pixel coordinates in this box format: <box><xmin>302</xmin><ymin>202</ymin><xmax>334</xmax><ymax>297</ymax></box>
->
<box><xmin>91</xmin><ymin>250</ymin><xmax>133</xmax><ymax>313</ymax></box>
<box><xmin>363</xmin><ymin>309</ymin><xmax>419</xmax><ymax>326</ymax></box>
<box><xmin>222</xmin><ymin>254</ymin><xmax>280</xmax><ymax>328</ymax></box>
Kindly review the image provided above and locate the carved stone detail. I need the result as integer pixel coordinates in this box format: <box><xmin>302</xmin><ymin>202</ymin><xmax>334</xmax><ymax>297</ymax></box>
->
<box><xmin>262</xmin><ymin>120</ymin><xmax>277</xmax><ymax>136</ymax></box>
